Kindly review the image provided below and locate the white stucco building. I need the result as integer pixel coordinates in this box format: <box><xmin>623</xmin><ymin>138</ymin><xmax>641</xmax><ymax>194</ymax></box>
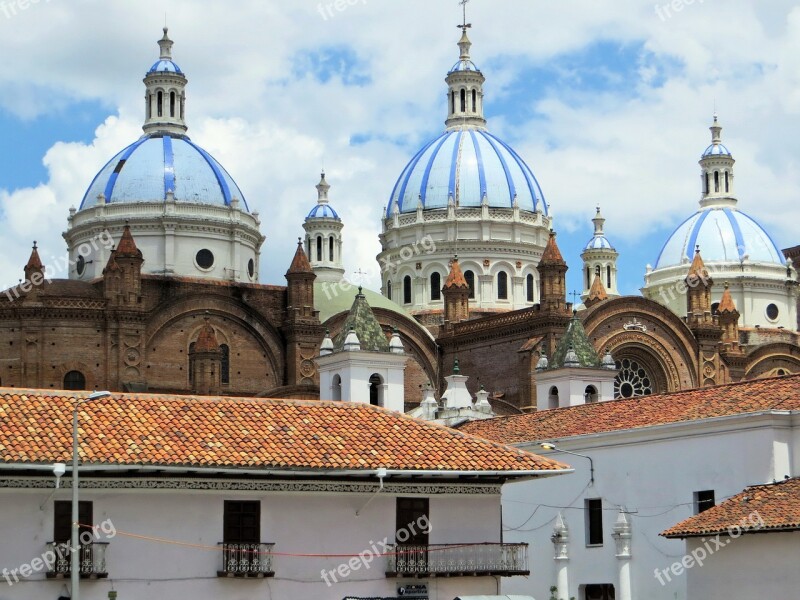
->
<box><xmin>0</xmin><ymin>388</ymin><xmax>569</xmax><ymax>600</ymax></box>
<box><xmin>460</xmin><ymin>373</ymin><xmax>800</xmax><ymax>600</ymax></box>
<box><xmin>63</xmin><ymin>28</ymin><xmax>264</xmax><ymax>283</ymax></box>
<box><xmin>642</xmin><ymin>115</ymin><xmax>797</xmax><ymax>330</ymax></box>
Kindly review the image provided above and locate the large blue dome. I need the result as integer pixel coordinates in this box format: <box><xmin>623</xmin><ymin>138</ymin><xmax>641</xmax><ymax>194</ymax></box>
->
<box><xmin>655</xmin><ymin>206</ymin><xmax>785</xmax><ymax>268</ymax></box>
<box><xmin>79</xmin><ymin>134</ymin><xmax>248</xmax><ymax>211</ymax></box>
<box><xmin>387</xmin><ymin>129</ymin><xmax>547</xmax><ymax>216</ymax></box>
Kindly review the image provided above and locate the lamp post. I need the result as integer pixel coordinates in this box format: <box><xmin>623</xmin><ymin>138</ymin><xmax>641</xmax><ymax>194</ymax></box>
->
<box><xmin>539</xmin><ymin>442</ymin><xmax>595</xmax><ymax>484</ymax></box>
<box><xmin>71</xmin><ymin>391</ymin><xmax>111</xmax><ymax>600</ymax></box>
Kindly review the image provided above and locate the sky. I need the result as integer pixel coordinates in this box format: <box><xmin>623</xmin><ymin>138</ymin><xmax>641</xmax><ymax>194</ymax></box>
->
<box><xmin>1</xmin><ymin>0</ymin><xmax>799</xmax><ymax>298</ymax></box>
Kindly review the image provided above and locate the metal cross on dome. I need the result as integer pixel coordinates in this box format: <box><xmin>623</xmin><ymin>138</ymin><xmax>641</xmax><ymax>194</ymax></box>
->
<box><xmin>459</xmin><ymin>0</ymin><xmax>472</xmax><ymax>31</ymax></box>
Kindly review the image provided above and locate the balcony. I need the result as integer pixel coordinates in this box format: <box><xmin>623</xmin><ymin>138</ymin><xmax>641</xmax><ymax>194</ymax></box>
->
<box><xmin>45</xmin><ymin>542</ymin><xmax>108</xmax><ymax>579</ymax></box>
<box><xmin>217</xmin><ymin>543</ymin><xmax>275</xmax><ymax>578</ymax></box>
<box><xmin>386</xmin><ymin>542</ymin><xmax>529</xmax><ymax>577</ymax></box>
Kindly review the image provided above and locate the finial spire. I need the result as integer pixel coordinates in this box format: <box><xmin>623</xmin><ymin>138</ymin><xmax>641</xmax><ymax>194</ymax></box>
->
<box><xmin>592</xmin><ymin>205</ymin><xmax>605</xmax><ymax>236</ymax></box>
<box><xmin>710</xmin><ymin>113</ymin><xmax>722</xmax><ymax>146</ymax></box>
<box><xmin>316</xmin><ymin>171</ymin><xmax>330</xmax><ymax>204</ymax></box>
<box><xmin>158</xmin><ymin>27</ymin><xmax>173</xmax><ymax>60</ymax></box>
<box><xmin>459</xmin><ymin>0</ymin><xmax>472</xmax><ymax>32</ymax></box>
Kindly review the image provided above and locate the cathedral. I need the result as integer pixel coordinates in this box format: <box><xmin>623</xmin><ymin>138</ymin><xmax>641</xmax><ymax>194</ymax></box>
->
<box><xmin>2</xmin><ymin>24</ymin><xmax>798</xmax><ymax>413</ymax></box>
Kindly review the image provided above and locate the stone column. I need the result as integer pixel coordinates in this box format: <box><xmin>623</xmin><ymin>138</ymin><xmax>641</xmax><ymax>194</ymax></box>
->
<box><xmin>551</xmin><ymin>512</ymin><xmax>570</xmax><ymax>600</ymax></box>
<box><xmin>612</xmin><ymin>509</ymin><xmax>633</xmax><ymax>600</ymax></box>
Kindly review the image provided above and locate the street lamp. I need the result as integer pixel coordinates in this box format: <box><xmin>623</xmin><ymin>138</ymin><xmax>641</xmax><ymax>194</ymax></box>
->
<box><xmin>71</xmin><ymin>390</ymin><xmax>111</xmax><ymax>600</ymax></box>
<box><xmin>539</xmin><ymin>442</ymin><xmax>595</xmax><ymax>485</ymax></box>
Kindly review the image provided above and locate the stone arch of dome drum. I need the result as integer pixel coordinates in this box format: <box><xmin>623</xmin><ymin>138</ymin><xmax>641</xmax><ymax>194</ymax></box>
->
<box><xmin>63</xmin><ymin>27</ymin><xmax>264</xmax><ymax>284</ymax></box>
<box><xmin>377</xmin><ymin>25</ymin><xmax>553</xmax><ymax>319</ymax></box>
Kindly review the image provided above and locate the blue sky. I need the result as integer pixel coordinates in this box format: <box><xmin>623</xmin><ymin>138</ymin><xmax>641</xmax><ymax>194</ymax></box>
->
<box><xmin>0</xmin><ymin>0</ymin><xmax>798</xmax><ymax>298</ymax></box>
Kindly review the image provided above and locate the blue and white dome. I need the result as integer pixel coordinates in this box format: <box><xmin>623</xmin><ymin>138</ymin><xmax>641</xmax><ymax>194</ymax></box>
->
<box><xmin>702</xmin><ymin>142</ymin><xmax>731</xmax><ymax>157</ymax></box>
<box><xmin>387</xmin><ymin>129</ymin><xmax>546</xmax><ymax>216</ymax></box>
<box><xmin>585</xmin><ymin>235</ymin><xmax>614</xmax><ymax>251</ymax></box>
<box><xmin>655</xmin><ymin>207</ymin><xmax>785</xmax><ymax>268</ymax></box>
<box><xmin>307</xmin><ymin>204</ymin><xmax>339</xmax><ymax>219</ymax></box>
<box><xmin>79</xmin><ymin>134</ymin><xmax>248</xmax><ymax>211</ymax></box>
<box><xmin>148</xmin><ymin>59</ymin><xmax>182</xmax><ymax>74</ymax></box>
<box><xmin>450</xmin><ymin>58</ymin><xmax>479</xmax><ymax>73</ymax></box>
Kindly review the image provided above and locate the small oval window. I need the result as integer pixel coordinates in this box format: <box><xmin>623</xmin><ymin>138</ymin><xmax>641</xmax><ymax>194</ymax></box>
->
<box><xmin>76</xmin><ymin>255</ymin><xmax>85</xmax><ymax>276</ymax></box>
<box><xmin>196</xmin><ymin>249</ymin><xmax>214</xmax><ymax>270</ymax></box>
<box><xmin>248</xmin><ymin>258</ymin><xmax>255</xmax><ymax>278</ymax></box>
<box><xmin>766</xmin><ymin>303</ymin><xmax>779</xmax><ymax>321</ymax></box>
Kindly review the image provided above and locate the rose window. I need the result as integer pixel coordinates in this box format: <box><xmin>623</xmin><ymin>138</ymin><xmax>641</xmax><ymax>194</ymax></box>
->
<box><xmin>614</xmin><ymin>358</ymin><xmax>653</xmax><ymax>398</ymax></box>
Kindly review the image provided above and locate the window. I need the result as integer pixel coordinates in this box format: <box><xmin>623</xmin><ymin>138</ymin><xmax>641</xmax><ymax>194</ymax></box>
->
<box><xmin>430</xmin><ymin>272</ymin><xmax>441</xmax><ymax>301</ymax></box>
<box><xmin>369</xmin><ymin>373</ymin><xmax>383</xmax><ymax>406</ymax></box>
<box><xmin>766</xmin><ymin>303</ymin><xmax>780</xmax><ymax>321</ymax></box>
<box><xmin>63</xmin><ymin>370</ymin><xmax>86</xmax><ymax>391</ymax></box>
<box><xmin>497</xmin><ymin>271</ymin><xmax>508</xmax><ymax>300</ymax></box>
<box><xmin>147</xmin><ymin>94</ymin><xmax>152</xmax><ymax>119</ymax></box>
<box><xmin>714</xmin><ymin>171</ymin><xmax>720</xmax><ymax>192</ymax></box>
<box><xmin>224</xmin><ymin>501</ymin><xmax>260</xmax><ymax>545</ymax></box>
<box><xmin>585</xmin><ymin>498</ymin><xmax>603</xmax><ymax>546</ymax></box>
<box><xmin>704</xmin><ymin>173</ymin><xmax>710</xmax><ymax>194</ymax></box>
<box><xmin>248</xmin><ymin>259</ymin><xmax>255</xmax><ymax>278</ymax></box>
<box><xmin>403</xmin><ymin>276</ymin><xmax>412</xmax><ymax>304</ymax></box>
<box><xmin>329</xmin><ymin>236</ymin><xmax>334</xmax><ymax>262</ymax></box>
<box><xmin>188</xmin><ymin>342</ymin><xmax>195</xmax><ymax>383</ymax></box>
<box><xmin>586</xmin><ymin>267</ymin><xmax>591</xmax><ymax>290</ymax></box>
<box><xmin>583</xmin><ymin>584</ymin><xmax>615</xmax><ymax>600</ymax></box>
<box><xmin>386</xmin><ymin>280</ymin><xmax>392</xmax><ymax>300</ymax></box>
<box><xmin>711</xmin><ymin>302</ymin><xmax>720</xmax><ymax>316</ymax></box>
<box><xmin>306</xmin><ymin>237</ymin><xmax>311</xmax><ymax>260</ymax></box>
<box><xmin>548</xmin><ymin>386</ymin><xmax>559</xmax><ymax>410</ymax></box>
<box><xmin>614</xmin><ymin>358</ymin><xmax>653</xmax><ymax>399</ymax></box>
<box><xmin>694</xmin><ymin>490</ymin><xmax>715</xmax><ymax>514</ymax></box>
<box><xmin>607</xmin><ymin>266</ymin><xmax>612</xmax><ymax>289</ymax></box>
<box><xmin>332</xmin><ymin>374</ymin><xmax>342</xmax><ymax>401</ymax></box>
<box><xmin>76</xmin><ymin>255</ymin><xmax>86</xmax><ymax>276</ymax></box>
<box><xmin>471</xmin><ymin>89</ymin><xmax>477</xmax><ymax>112</ymax></box>
<box><xmin>396</xmin><ymin>498</ymin><xmax>429</xmax><ymax>545</ymax></box>
<box><xmin>460</xmin><ymin>88</ymin><xmax>466</xmax><ymax>112</ymax></box>
<box><xmin>585</xmin><ymin>385</ymin><xmax>598</xmax><ymax>403</ymax></box>
<box><xmin>157</xmin><ymin>91</ymin><xmax>163</xmax><ymax>117</ymax></box>
<box><xmin>451</xmin><ymin>91</ymin><xmax>455</xmax><ymax>114</ymax></box>
<box><xmin>316</xmin><ymin>236</ymin><xmax>322</xmax><ymax>262</ymax></box>
<box><xmin>54</xmin><ymin>500</ymin><xmax>93</xmax><ymax>543</ymax></box>
<box><xmin>526</xmin><ymin>274</ymin><xmax>534</xmax><ymax>302</ymax></box>
<box><xmin>196</xmin><ymin>249</ymin><xmax>214</xmax><ymax>269</ymax></box>
<box><xmin>220</xmin><ymin>344</ymin><xmax>230</xmax><ymax>385</ymax></box>
<box><xmin>170</xmin><ymin>91</ymin><xmax>175</xmax><ymax>117</ymax></box>
<box><xmin>725</xmin><ymin>171</ymin><xmax>729</xmax><ymax>192</ymax></box>
<box><xmin>465</xmin><ymin>270</ymin><xmax>475</xmax><ymax>299</ymax></box>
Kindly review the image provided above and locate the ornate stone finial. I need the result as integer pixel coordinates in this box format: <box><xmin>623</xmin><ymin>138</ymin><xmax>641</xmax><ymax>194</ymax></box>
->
<box><xmin>536</xmin><ymin>348</ymin><xmax>549</xmax><ymax>372</ymax></box>
<box><xmin>612</xmin><ymin>509</ymin><xmax>632</xmax><ymax>559</ymax></box>
<box><xmin>602</xmin><ymin>347</ymin><xmax>616</xmax><ymax>370</ymax></box>
<box><xmin>552</xmin><ymin>512</ymin><xmax>570</xmax><ymax>560</ymax></box>
<box><xmin>563</xmin><ymin>343</ymin><xmax>580</xmax><ymax>368</ymax></box>
<box><xmin>316</xmin><ymin>171</ymin><xmax>330</xmax><ymax>203</ymax></box>
<box><xmin>319</xmin><ymin>328</ymin><xmax>334</xmax><ymax>356</ymax></box>
<box><xmin>710</xmin><ymin>112</ymin><xmax>723</xmax><ymax>146</ymax></box>
<box><xmin>158</xmin><ymin>27</ymin><xmax>174</xmax><ymax>60</ymax></box>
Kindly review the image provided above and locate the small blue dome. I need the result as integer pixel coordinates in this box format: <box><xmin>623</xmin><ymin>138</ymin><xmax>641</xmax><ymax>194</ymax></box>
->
<box><xmin>655</xmin><ymin>207</ymin><xmax>785</xmax><ymax>268</ymax></box>
<box><xmin>585</xmin><ymin>235</ymin><xmax>614</xmax><ymax>251</ymax></box>
<box><xmin>449</xmin><ymin>59</ymin><xmax>479</xmax><ymax>73</ymax></box>
<box><xmin>307</xmin><ymin>204</ymin><xmax>340</xmax><ymax>219</ymax></box>
<box><xmin>149</xmin><ymin>59</ymin><xmax>183</xmax><ymax>74</ymax></box>
<box><xmin>79</xmin><ymin>134</ymin><xmax>248</xmax><ymax>211</ymax></box>
<box><xmin>702</xmin><ymin>143</ymin><xmax>731</xmax><ymax>157</ymax></box>
<box><xmin>388</xmin><ymin>129</ymin><xmax>547</xmax><ymax>216</ymax></box>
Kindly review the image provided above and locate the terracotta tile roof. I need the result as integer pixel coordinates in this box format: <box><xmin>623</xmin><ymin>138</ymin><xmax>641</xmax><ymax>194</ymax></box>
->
<box><xmin>718</xmin><ymin>283</ymin><xmax>738</xmax><ymax>313</ymax></box>
<box><xmin>0</xmin><ymin>389</ymin><xmax>568</xmax><ymax>474</ymax></box>
<box><xmin>115</xmin><ymin>225</ymin><xmax>142</xmax><ymax>258</ymax></box>
<box><xmin>687</xmin><ymin>248</ymin><xmax>709</xmax><ymax>281</ymax></box>
<box><xmin>459</xmin><ymin>374</ymin><xmax>800</xmax><ymax>444</ymax></box>
<box><xmin>443</xmin><ymin>258</ymin><xmax>469</xmax><ymax>289</ymax></box>
<box><xmin>287</xmin><ymin>240</ymin><xmax>312</xmax><ymax>275</ymax></box>
<box><xmin>194</xmin><ymin>318</ymin><xmax>220</xmax><ymax>352</ymax></box>
<box><xmin>540</xmin><ymin>231</ymin><xmax>565</xmax><ymax>264</ymax></box>
<box><xmin>587</xmin><ymin>273</ymin><xmax>608</xmax><ymax>302</ymax></box>
<box><xmin>662</xmin><ymin>477</ymin><xmax>800</xmax><ymax>538</ymax></box>
<box><xmin>25</xmin><ymin>243</ymin><xmax>44</xmax><ymax>271</ymax></box>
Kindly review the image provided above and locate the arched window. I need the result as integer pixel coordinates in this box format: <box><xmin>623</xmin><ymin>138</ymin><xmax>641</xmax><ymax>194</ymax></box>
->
<box><xmin>704</xmin><ymin>173</ymin><xmax>710</xmax><ymax>194</ymax></box>
<box><xmin>157</xmin><ymin>91</ymin><xmax>163</xmax><ymax>117</ymax></box>
<box><xmin>386</xmin><ymin>280</ymin><xmax>392</xmax><ymax>300</ymax></box>
<box><xmin>460</xmin><ymin>88</ymin><xmax>466</xmax><ymax>113</ymax></box>
<box><xmin>497</xmin><ymin>271</ymin><xmax>508</xmax><ymax>300</ymax></box>
<box><xmin>451</xmin><ymin>91</ymin><xmax>455</xmax><ymax>114</ymax></box>
<box><xmin>332</xmin><ymin>374</ymin><xmax>342</xmax><ymax>401</ymax></box>
<box><xmin>430</xmin><ymin>272</ymin><xmax>441</xmax><ymax>301</ymax></box>
<box><xmin>63</xmin><ymin>371</ymin><xmax>86</xmax><ymax>391</ymax></box>
<box><xmin>306</xmin><ymin>237</ymin><xmax>311</xmax><ymax>259</ymax></box>
<box><xmin>220</xmin><ymin>344</ymin><xmax>230</xmax><ymax>385</ymax></box>
<box><xmin>369</xmin><ymin>373</ymin><xmax>383</xmax><ymax>406</ymax></box>
<box><xmin>526</xmin><ymin>274</ymin><xmax>534</xmax><ymax>302</ymax></box>
<box><xmin>472</xmin><ymin>89</ymin><xmax>477</xmax><ymax>113</ymax></box>
<box><xmin>725</xmin><ymin>171</ymin><xmax>729</xmax><ymax>192</ymax></box>
<box><xmin>147</xmin><ymin>94</ymin><xmax>152</xmax><ymax>119</ymax></box>
<box><xmin>329</xmin><ymin>236</ymin><xmax>334</xmax><ymax>262</ymax></box>
<box><xmin>465</xmin><ymin>270</ymin><xmax>475</xmax><ymax>299</ymax></box>
<box><xmin>607</xmin><ymin>266</ymin><xmax>612</xmax><ymax>289</ymax></box>
<box><xmin>585</xmin><ymin>385</ymin><xmax>598</xmax><ymax>403</ymax></box>
<box><xmin>188</xmin><ymin>342</ymin><xmax>195</xmax><ymax>383</ymax></box>
<box><xmin>316</xmin><ymin>236</ymin><xmax>322</xmax><ymax>262</ymax></box>
<box><xmin>586</xmin><ymin>267</ymin><xmax>591</xmax><ymax>290</ymax></box>
<box><xmin>548</xmin><ymin>386</ymin><xmax>559</xmax><ymax>410</ymax></box>
<box><xmin>403</xmin><ymin>276</ymin><xmax>412</xmax><ymax>304</ymax></box>
<box><xmin>714</xmin><ymin>171</ymin><xmax>720</xmax><ymax>192</ymax></box>
<box><xmin>170</xmin><ymin>91</ymin><xmax>176</xmax><ymax>117</ymax></box>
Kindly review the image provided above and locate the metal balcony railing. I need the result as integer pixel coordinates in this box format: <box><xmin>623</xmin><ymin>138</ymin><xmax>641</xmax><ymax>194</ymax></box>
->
<box><xmin>217</xmin><ymin>543</ymin><xmax>275</xmax><ymax>577</ymax></box>
<box><xmin>386</xmin><ymin>542</ymin><xmax>529</xmax><ymax>577</ymax></box>
<box><xmin>45</xmin><ymin>542</ymin><xmax>109</xmax><ymax>578</ymax></box>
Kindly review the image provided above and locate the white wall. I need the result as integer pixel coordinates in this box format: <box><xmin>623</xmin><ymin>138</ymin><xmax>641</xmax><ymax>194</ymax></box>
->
<box><xmin>499</xmin><ymin>416</ymin><xmax>796</xmax><ymax>600</ymax></box>
<box><xmin>0</xmin><ymin>481</ymin><xmax>503</xmax><ymax>600</ymax></box>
